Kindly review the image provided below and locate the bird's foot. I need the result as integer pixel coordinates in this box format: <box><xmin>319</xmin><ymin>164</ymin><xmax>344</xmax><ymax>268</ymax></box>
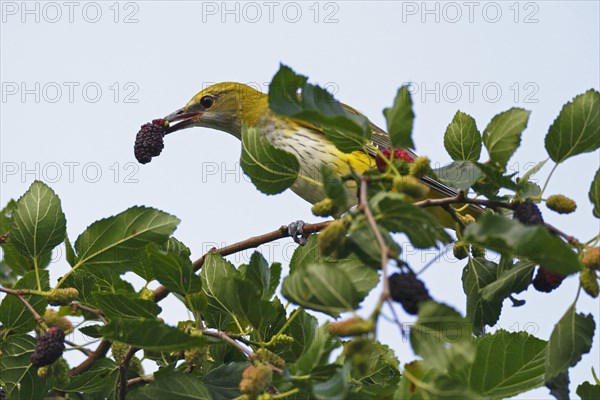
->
<box><xmin>288</xmin><ymin>220</ymin><xmax>309</xmax><ymax>246</ymax></box>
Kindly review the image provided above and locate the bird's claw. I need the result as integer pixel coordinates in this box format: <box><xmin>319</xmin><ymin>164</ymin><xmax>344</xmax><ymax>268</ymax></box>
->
<box><xmin>288</xmin><ymin>220</ymin><xmax>309</xmax><ymax>246</ymax></box>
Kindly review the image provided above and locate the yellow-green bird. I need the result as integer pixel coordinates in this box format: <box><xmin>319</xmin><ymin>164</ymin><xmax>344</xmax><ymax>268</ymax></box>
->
<box><xmin>161</xmin><ymin>82</ymin><xmax>479</xmax><ymax>238</ymax></box>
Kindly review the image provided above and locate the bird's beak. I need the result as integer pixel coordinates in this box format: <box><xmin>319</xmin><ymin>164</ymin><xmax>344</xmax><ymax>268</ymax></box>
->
<box><xmin>164</xmin><ymin>108</ymin><xmax>202</xmax><ymax>134</ymax></box>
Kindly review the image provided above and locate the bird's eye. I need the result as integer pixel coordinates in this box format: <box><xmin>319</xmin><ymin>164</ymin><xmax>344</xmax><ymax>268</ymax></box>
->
<box><xmin>200</xmin><ymin>96</ymin><xmax>214</xmax><ymax>109</ymax></box>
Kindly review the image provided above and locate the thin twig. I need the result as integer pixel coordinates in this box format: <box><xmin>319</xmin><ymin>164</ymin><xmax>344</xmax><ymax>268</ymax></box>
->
<box><xmin>127</xmin><ymin>375</ymin><xmax>154</xmax><ymax>387</ymax></box>
<box><xmin>65</xmin><ymin>339</ymin><xmax>94</xmax><ymax>357</ymax></box>
<box><xmin>202</xmin><ymin>330</ymin><xmax>283</xmax><ymax>374</ymax></box>
<box><xmin>119</xmin><ymin>347</ymin><xmax>140</xmax><ymax>400</ymax></box>
<box><xmin>414</xmin><ymin>194</ymin><xmax>581</xmax><ymax>246</ymax></box>
<box><xmin>71</xmin><ymin>302</ymin><xmax>108</xmax><ymax>324</ymax></box>
<box><xmin>359</xmin><ymin>176</ymin><xmax>391</xmax><ymax>300</ymax></box>
<box><xmin>0</xmin><ymin>287</ymin><xmax>45</xmax><ymax>326</ymax></box>
<box><xmin>153</xmin><ymin>221</ymin><xmax>331</xmax><ymax>302</ymax></box>
<box><xmin>413</xmin><ymin>192</ymin><xmax>515</xmax><ymax>211</ymax></box>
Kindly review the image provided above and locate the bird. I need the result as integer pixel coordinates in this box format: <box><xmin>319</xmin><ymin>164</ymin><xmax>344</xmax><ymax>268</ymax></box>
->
<box><xmin>159</xmin><ymin>82</ymin><xmax>480</xmax><ymax>241</ymax></box>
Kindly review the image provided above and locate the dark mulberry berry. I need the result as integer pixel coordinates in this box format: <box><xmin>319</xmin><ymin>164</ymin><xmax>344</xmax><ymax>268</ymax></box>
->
<box><xmin>376</xmin><ymin>148</ymin><xmax>415</xmax><ymax>172</ymax></box>
<box><xmin>31</xmin><ymin>327</ymin><xmax>65</xmax><ymax>367</ymax></box>
<box><xmin>389</xmin><ymin>272</ymin><xmax>432</xmax><ymax>315</ymax></box>
<box><xmin>513</xmin><ymin>201</ymin><xmax>544</xmax><ymax>226</ymax></box>
<box><xmin>134</xmin><ymin>119</ymin><xmax>168</xmax><ymax>164</ymax></box>
<box><xmin>532</xmin><ymin>267</ymin><xmax>565</xmax><ymax>293</ymax></box>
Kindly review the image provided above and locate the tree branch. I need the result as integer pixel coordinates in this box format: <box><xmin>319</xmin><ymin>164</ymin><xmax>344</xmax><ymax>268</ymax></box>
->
<box><xmin>153</xmin><ymin>221</ymin><xmax>331</xmax><ymax>302</ymax></box>
<box><xmin>202</xmin><ymin>329</ymin><xmax>283</xmax><ymax>375</ymax></box>
<box><xmin>71</xmin><ymin>302</ymin><xmax>108</xmax><ymax>324</ymax></box>
<box><xmin>0</xmin><ymin>286</ymin><xmax>45</xmax><ymax>326</ymax></box>
<box><xmin>119</xmin><ymin>347</ymin><xmax>140</xmax><ymax>400</ymax></box>
<box><xmin>69</xmin><ymin>340</ymin><xmax>111</xmax><ymax>376</ymax></box>
<box><xmin>358</xmin><ymin>177</ymin><xmax>391</xmax><ymax>300</ymax></box>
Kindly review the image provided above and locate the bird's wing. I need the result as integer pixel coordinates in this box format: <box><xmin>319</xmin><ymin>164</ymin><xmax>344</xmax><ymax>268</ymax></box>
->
<box><xmin>288</xmin><ymin>103</ymin><xmax>483</xmax><ymax>214</ymax></box>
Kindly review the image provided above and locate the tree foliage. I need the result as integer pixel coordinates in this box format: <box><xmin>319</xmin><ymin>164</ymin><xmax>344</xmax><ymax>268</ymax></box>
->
<box><xmin>1</xmin><ymin>65</ymin><xmax>598</xmax><ymax>399</ymax></box>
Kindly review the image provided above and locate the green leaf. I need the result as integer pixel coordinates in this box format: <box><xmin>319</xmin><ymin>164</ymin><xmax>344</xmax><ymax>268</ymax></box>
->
<box><xmin>9</xmin><ymin>181</ymin><xmax>66</xmax><ymax>260</ymax></box>
<box><xmin>102</xmin><ymin>319</ymin><xmax>206</xmax><ymax>352</ymax></box>
<box><xmin>481</xmin><ymin>260</ymin><xmax>535</xmax><ymax>303</ymax></box>
<box><xmin>0</xmin><ymin>270</ymin><xmax>48</xmax><ymax>333</ymax></box>
<box><xmin>62</xmin><ymin>268</ymin><xmax>135</xmax><ymax>307</ymax></box>
<box><xmin>0</xmin><ymin>334</ymin><xmax>44</xmax><ymax>398</ymax></box>
<box><xmin>444</xmin><ymin>111</ymin><xmax>482</xmax><ymax>161</ymax></box>
<box><xmin>128</xmin><ymin>367</ymin><xmax>212</xmax><ymax>400</ymax></box>
<box><xmin>384</xmin><ymin>85</ymin><xmax>415</xmax><ymax>150</ymax></box>
<box><xmin>577</xmin><ymin>381</ymin><xmax>600</xmax><ymax>400</ymax></box>
<box><xmin>282</xmin><ymin>235</ymin><xmax>379</xmax><ymax>315</ymax></box>
<box><xmin>433</xmin><ymin>161</ymin><xmax>483</xmax><ymax>191</ymax></box>
<box><xmin>294</xmin><ymin>324</ymin><xmax>341</xmax><ymax>375</ymax></box>
<box><xmin>347</xmin><ymin>223</ymin><xmax>401</xmax><ymax>269</ymax></box>
<box><xmin>282</xmin><ymin>262</ymin><xmax>360</xmax><ymax>317</ymax></box>
<box><xmin>410</xmin><ymin>302</ymin><xmax>475</xmax><ymax>376</ymax></box>
<box><xmin>240</xmin><ymin>124</ymin><xmax>300</xmax><ymax>195</ymax></box>
<box><xmin>64</xmin><ymin>235</ymin><xmax>78</xmax><ymax>266</ymax></box>
<box><xmin>321</xmin><ymin>165</ymin><xmax>349</xmax><ymax>214</ymax></box>
<box><xmin>74</xmin><ymin>206</ymin><xmax>179</xmax><ymax>273</ymax></box>
<box><xmin>370</xmin><ymin>192</ymin><xmax>452</xmax><ymax>248</ymax></box>
<box><xmin>270</xmin><ymin>308</ymin><xmax>318</xmax><ymax>362</ymax></box>
<box><xmin>462</xmin><ymin>258</ymin><xmax>502</xmax><ymax>335</ymax></box>
<box><xmin>93</xmin><ymin>293</ymin><xmax>161</xmax><ymax>320</ymax></box>
<box><xmin>396</xmin><ymin>361</ymin><xmax>478</xmax><ymax>400</ymax></box>
<box><xmin>464</xmin><ymin>213</ymin><xmax>581</xmax><ymax>275</ymax></box>
<box><xmin>468</xmin><ymin>330</ymin><xmax>546</xmax><ymax>398</ymax></box>
<box><xmin>590</xmin><ymin>169</ymin><xmax>600</xmax><ymax>218</ymax></box>
<box><xmin>147</xmin><ymin>244</ymin><xmax>201</xmax><ymax>296</ymax></box>
<box><xmin>59</xmin><ymin>359</ymin><xmax>119</xmax><ymax>395</ymax></box>
<box><xmin>203</xmin><ymin>362</ymin><xmax>247</xmax><ymax>400</ymax></box>
<box><xmin>348</xmin><ymin>341</ymin><xmax>400</xmax><ymax>393</ymax></box>
<box><xmin>200</xmin><ymin>253</ymin><xmax>251</xmax><ymax>332</ymax></box>
<box><xmin>545</xmin><ymin>306</ymin><xmax>596</xmax><ymax>380</ymax></box>
<box><xmin>545</xmin><ymin>89</ymin><xmax>600</xmax><ymax>163</ymax></box>
<box><xmin>268</xmin><ymin>64</ymin><xmax>371</xmax><ymax>152</ymax></box>
<box><xmin>244</xmin><ymin>252</ymin><xmax>277</xmax><ymax>300</ymax></box>
<box><xmin>483</xmin><ymin>108</ymin><xmax>530</xmax><ymax>167</ymax></box>
<box><xmin>313</xmin><ymin>363</ymin><xmax>350</xmax><ymax>400</ymax></box>
<box><xmin>290</xmin><ymin>234</ymin><xmax>322</xmax><ymax>273</ymax></box>
<box><xmin>546</xmin><ymin>370</ymin><xmax>570</xmax><ymax>400</ymax></box>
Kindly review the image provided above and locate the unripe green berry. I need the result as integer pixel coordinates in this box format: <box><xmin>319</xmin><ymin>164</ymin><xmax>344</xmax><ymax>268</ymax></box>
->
<box><xmin>185</xmin><ymin>347</ymin><xmax>208</xmax><ymax>367</ymax></box>
<box><xmin>311</xmin><ymin>197</ymin><xmax>336</xmax><ymax>217</ymax></box>
<box><xmin>453</xmin><ymin>241</ymin><xmax>469</xmax><ymax>260</ymax></box>
<box><xmin>42</xmin><ymin>309</ymin><xmax>74</xmax><ymax>334</ymax></box>
<box><xmin>471</xmin><ymin>245</ymin><xmax>486</xmax><ymax>258</ymax></box>
<box><xmin>255</xmin><ymin>348</ymin><xmax>285</xmax><ymax>369</ymax></box>
<box><xmin>45</xmin><ymin>288</ymin><xmax>78</xmax><ymax>306</ymax></box>
<box><xmin>318</xmin><ymin>220</ymin><xmax>347</xmax><ymax>258</ymax></box>
<box><xmin>392</xmin><ymin>176</ymin><xmax>429</xmax><ymax>199</ymax></box>
<box><xmin>239</xmin><ymin>365</ymin><xmax>272</xmax><ymax>395</ymax></box>
<box><xmin>409</xmin><ymin>156</ymin><xmax>432</xmax><ymax>178</ymax></box>
<box><xmin>582</xmin><ymin>247</ymin><xmax>600</xmax><ymax>270</ymax></box>
<box><xmin>269</xmin><ymin>333</ymin><xmax>294</xmax><ymax>345</ymax></box>
<box><xmin>328</xmin><ymin>316</ymin><xmax>375</xmax><ymax>337</ymax></box>
<box><xmin>546</xmin><ymin>194</ymin><xmax>577</xmax><ymax>214</ymax></box>
<box><xmin>580</xmin><ymin>269</ymin><xmax>599</xmax><ymax>298</ymax></box>
<box><xmin>111</xmin><ymin>341</ymin><xmax>129</xmax><ymax>364</ymax></box>
<box><xmin>139</xmin><ymin>288</ymin><xmax>155</xmax><ymax>301</ymax></box>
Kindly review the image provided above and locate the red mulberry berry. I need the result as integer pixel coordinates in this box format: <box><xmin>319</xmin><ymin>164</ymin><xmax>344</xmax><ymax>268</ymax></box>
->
<box><xmin>389</xmin><ymin>272</ymin><xmax>432</xmax><ymax>315</ymax></box>
<box><xmin>134</xmin><ymin>119</ymin><xmax>168</xmax><ymax>164</ymax></box>
<box><xmin>532</xmin><ymin>267</ymin><xmax>565</xmax><ymax>293</ymax></box>
<box><xmin>376</xmin><ymin>148</ymin><xmax>415</xmax><ymax>172</ymax></box>
<box><xmin>31</xmin><ymin>327</ymin><xmax>65</xmax><ymax>367</ymax></box>
<box><xmin>513</xmin><ymin>201</ymin><xmax>544</xmax><ymax>226</ymax></box>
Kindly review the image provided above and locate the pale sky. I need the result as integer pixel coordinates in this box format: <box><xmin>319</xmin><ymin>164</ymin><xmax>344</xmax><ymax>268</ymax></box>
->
<box><xmin>1</xmin><ymin>1</ymin><xmax>599</xmax><ymax>398</ymax></box>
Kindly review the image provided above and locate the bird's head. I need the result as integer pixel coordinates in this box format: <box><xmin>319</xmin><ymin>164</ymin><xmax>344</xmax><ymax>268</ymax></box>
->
<box><xmin>165</xmin><ymin>82</ymin><xmax>268</xmax><ymax>139</ymax></box>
